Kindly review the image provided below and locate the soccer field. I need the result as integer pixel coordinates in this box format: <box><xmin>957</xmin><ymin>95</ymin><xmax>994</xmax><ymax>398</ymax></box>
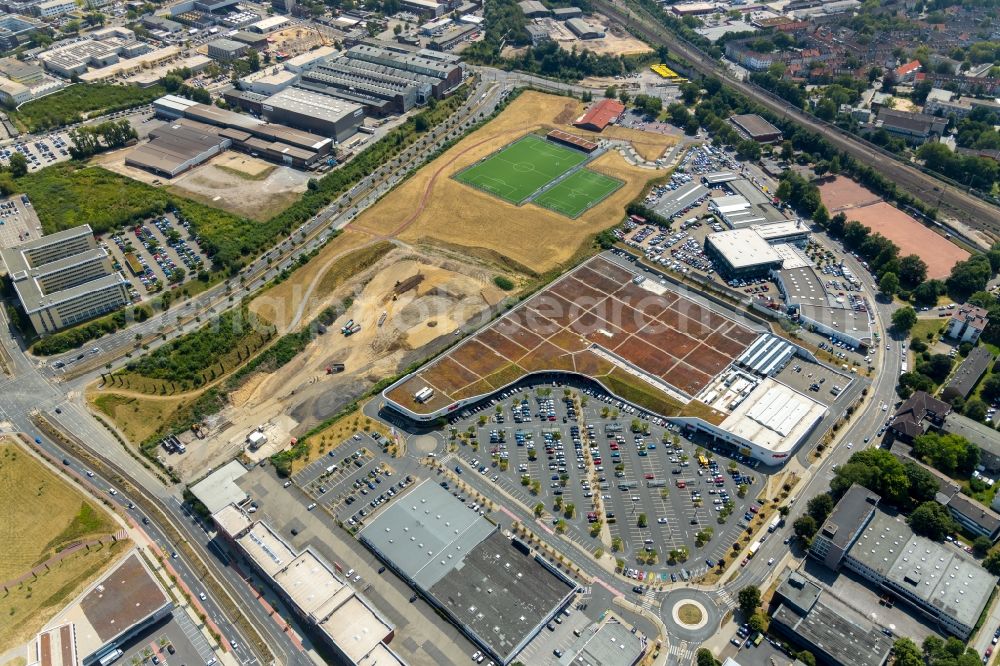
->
<box><xmin>533</xmin><ymin>169</ymin><xmax>624</xmax><ymax>218</ymax></box>
<box><xmin>454</xmin><ymin>134</ymin><xmax>589</xmax><ymax>204</ymax></box>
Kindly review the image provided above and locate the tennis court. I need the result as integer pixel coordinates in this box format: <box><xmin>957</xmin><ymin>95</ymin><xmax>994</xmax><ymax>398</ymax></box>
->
<box><xmin>454</xmin><ymin>134</ymin><xmax>589</xmax><ymax>204</ymax></box>
<box><xmin>534</xmin><ymin>169</ymin><xmax>623</xmax><ymax>218</ymax></box>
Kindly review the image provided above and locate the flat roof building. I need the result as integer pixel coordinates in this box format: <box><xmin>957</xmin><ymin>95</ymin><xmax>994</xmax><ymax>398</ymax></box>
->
<box><xmin>188</xmin><ymin>460</ymin><xmax>249</xmax><ymax>514</ymax></box>
<box><xmin>0</xmin><ymin>14</ymin><xmax>41</xmax><ymax>50</ymax></box>
<box><xmin>72</xmin><ymin>551</ymin><xmax>174</xmax><ymax>665</ymax></box>
<box><xmin>809</xmin><ymin>484</ymin><xmax>880</xmax><ymax>570</ymax></box>
<box><xmin>214</xmin><ymin>507</ymin><xmax>405</xmax><ymax>665</ymax></box>
<box><xmin>360</xmin><ymin>480</ymin><xmax>576</xmax><ymax>664</ymax></box>
<box><xmin>207</xmin><ymin>38</ymin><xmax>248</xmax><ymax>61</ymax></box>
<box><xmin>771</xmin><ymin>571</ymin><xmax>892</xmax><ymax>666</ymax></box>
<box><xmin>730</xmin><ymin>113</ymin><xmax>782</xmax><ymax>142</ymax></box>
<box><xmin>0</xmin><ymin>224</ymin><xmax>130</xmax><ymax>335</ymax></box>
<box><xmin>261</xmin><ymin>86</ymin><xmax>364</xmax><ymax>142</ymax></box>
<box><xmin>653</xmin><ymin>181</ymin><xmax>709</xmax><ymax>219</ymax></box>
<box><xmin>704</xmin><ymin>228</ymin><xmax>784</xmax><ymax>278</ymax></box>
<box><xmin>126</xmin><ymin>118</ymin><xmax>230</xmax><ymax>178</ymax></box>
<box><xmin>552</xmin><ymin>618</ymin><xmax>645</xmax><ymax>666</ymax></box>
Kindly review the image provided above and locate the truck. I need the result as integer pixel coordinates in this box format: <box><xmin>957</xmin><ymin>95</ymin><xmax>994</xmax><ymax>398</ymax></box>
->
<box><xmin>768</xmin><ymin>515</ymin><xmax>781</xmax><ymax>533</ymax></box>
<box><xmin>344</xmin><ymin>323</ymin><xmax>361</xmax><ymax>336</ymax></box>
<box><xmin>340</xmin><ymin>319</ymin><xmax>354</xmax><ymax>334</ymax></box>
<box><xmin>748</xmin><ymin>541</ymin><xmax>761</xmax><ymax>558</ymax></box>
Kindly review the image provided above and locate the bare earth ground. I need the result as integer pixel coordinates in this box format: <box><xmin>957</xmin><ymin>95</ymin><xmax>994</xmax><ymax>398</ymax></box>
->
<box><xmin>350</xmin><ymin>91</ymin><xmax>664</xmax><ymax>274</ymax></box>
<box><xmin>569</xmin><ymin>15</ymin><xmax>653</xmax><ymax>57</ymax></box>
<box><xmin>95</xmin><ymin>150</ymin><xmax>310</xmax><ymax>221</ymax></box>
<box><xmin>819</xmin><ymin>176</ymin><xmax>970</xmax><ymax>278</ymax></box>
<box><xmin>269</xmin><ymin>26</ymin><xmax>328</xmax><ymax>53</ymax></box>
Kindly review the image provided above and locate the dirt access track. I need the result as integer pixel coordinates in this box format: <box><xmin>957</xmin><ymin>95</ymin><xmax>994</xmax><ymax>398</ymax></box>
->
<box><xmin>349</xmin><ymin>90</ymin><xmax>670</xmax><ymax>275</ymax></box>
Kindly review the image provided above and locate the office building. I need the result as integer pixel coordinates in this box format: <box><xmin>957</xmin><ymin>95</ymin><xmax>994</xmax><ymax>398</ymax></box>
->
<box><xmin>810</xmin><ymin>485</ymin><xmax>998</xmax><ymax>639</ymax></box>
<box><xmin>0</xmin><ymin>13</ymin><xmax>39</xmax><ymax>50</ymax></box>
<box><xmin>31</xmin><ymin>0</ymin><xmax>74</xmax><ymax>17</ymax></box>
<box><xmin>946</xmin><ymin>305</ymin><xmax>989</xmax><ymax>344</ymax></box>
<box><xmin>207</xmin><ymin>38</ymin><xmax>247</xmax><ymax>60</ymax></box>
<box><xmin>1</xmin><ymin>224</ymin><xmax>130</xmax><ymax>335</ymax></box>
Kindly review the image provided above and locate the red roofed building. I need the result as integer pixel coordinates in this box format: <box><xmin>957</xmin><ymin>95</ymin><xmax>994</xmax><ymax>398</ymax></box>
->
<box><xmin>894</xmin><ymin>59</ymin><xmax>922</xmax><ymax>81</ymax></box>
<box><xmin>573</xmin><ymin>99</ymin><xmax>625</xmax><ymax>132</ymax></box>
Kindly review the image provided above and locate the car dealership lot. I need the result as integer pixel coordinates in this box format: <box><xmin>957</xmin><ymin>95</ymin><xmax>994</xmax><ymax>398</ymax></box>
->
<box><xmin>445</xmin><ymin>380</ymin><xmax>767</xmax><ymax>580</ymax></box>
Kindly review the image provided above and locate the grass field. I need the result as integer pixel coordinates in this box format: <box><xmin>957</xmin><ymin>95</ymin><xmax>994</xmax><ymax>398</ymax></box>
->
<box><xmin>454</xmin><ymin>134</ymin><xmax>588</xmax><ymax>204</ymax></box>
<box><xmin>0</xmin><ymin>540</ymin><xmax>130</xmax><ymax>652</ymax></box>
<box><xmin>0</xmin><ymin>437</ymin><xmax>117</xmax><ymax>581</ymax></box>
<box><xmin>91</xmin><ymin>392</ymin><xmax>193</xmax><ymax>445</ymax></box>
<box><xmin>533</xmin><ymin>169</ymin><xmax>623</xmax><ymax>218</ymax></box>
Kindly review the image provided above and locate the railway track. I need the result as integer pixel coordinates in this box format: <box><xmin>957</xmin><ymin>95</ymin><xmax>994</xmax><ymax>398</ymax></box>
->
<box><xmin>596</xmin><ymin>0</ymin><xmax>1000</xmax><ymax>241</ymax></box>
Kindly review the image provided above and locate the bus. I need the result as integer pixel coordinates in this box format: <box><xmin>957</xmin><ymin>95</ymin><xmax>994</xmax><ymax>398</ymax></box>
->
<box><xmin>697</xmin><ymin>454</ymin><xmax>709</xmax><ymax>467</ymax></box>
<box><xmin>98</xmin><ymin>649</ymin><xmax>123</xmax><ymax>666</ymax></box>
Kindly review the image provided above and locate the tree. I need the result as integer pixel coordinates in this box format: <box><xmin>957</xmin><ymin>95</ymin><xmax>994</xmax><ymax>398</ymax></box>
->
<box><xmin>899</xmin><ymin>255</ymin><xmax>928</xmax><ymax>289</ymax></box>
<box><xmin>806</xmin><ymin>493</ymin><xmax>834</xmax><ymax>524</ymax></box>
<box><xmin>9</xmin><ymin>152</ymin><xmax>27</xmax><ymax>177</ymax></box>
<box><xmin>982</xmin><ymin>375</ymin><xmax>1000</xmax><ymax>403</ymax></box>
<box><xmin>637</xmin><ymin>513</ymin><xmax>647</xmax><ymax>528</ymax></box>
<box><xmin>947</xmin><ymin>255</ymin><xmax>992</xmax><ymax>298</ymax></box>
<box><xmin>891</xmin><ymin>306</ymin><xmax>918</xmax><ymax>333</ymax></box>
<box><xmin>892</xmin><ymin>638</ymin><xmax>923</xmax><ymax>666</ymax></box>
<box><xmin>696</xmin><ymin>649</ymin><xmax>719</xmax><ymax>666</ymax></box>
<box><xmin>795</xmin><ymin>651</ymin><xmax>817</xmax><ymax>666</ymax></box>
<box><xmin>879</xmin><ymin>271</ymin><xmax>900</xmax><ymax>296</ymax></box>
<box><xmin>965</xmin><ymin>398</ymin><xmax>988</xmax><ymax>422</ymax></box>
<box><xmin>984</xmin><ymin>550</ymin><xmax>1000</xmax><ymax>575</ymax></box>
<box><xmin>973</xmin><ymin>535</ymin><xmax>992</xmax><ymax>557</ymax></box>
<box><xmin>748</xmin><ymin>610</ymin><xmax>769</xmax><ymax>633</ymax></box>
<box><xmin>908</xmin><ymin>501</ymin><xmax>956</xmax><ymax>541</ymax></box>
<box><xmin>738</xmin><ymin>586</ymin><xmax>761</xmax><ymax>617</ymax></box>
<box><xmin>912</xmin><ymin>279</ymin><xmax>946</xmax><ymax>307</ymax></box>
<box><xmin>533</xmin><ymin>502</ymin><xmax>543</xmax><ymax>517</ymax></box>
<box><xmin>793</xmin><ymin>514</ymin><xmax>817</xmax><ymax>539</ymax></box>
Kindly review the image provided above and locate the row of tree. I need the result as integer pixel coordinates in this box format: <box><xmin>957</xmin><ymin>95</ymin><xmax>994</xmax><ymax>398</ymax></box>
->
<box><xmin>67</xmin><ymin>119</ymin><xmax>136</xmax><ymax>159</ymax></box>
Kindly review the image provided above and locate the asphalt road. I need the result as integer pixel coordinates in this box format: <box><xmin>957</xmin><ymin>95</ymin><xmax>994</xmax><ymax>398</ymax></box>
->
<box><xmin>593</xmin><ymin>0</ymin><xmax>1000</xmax><ymax>238</ymax></box>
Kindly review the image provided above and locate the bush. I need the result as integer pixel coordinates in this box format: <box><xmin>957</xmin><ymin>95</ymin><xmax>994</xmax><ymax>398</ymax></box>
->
<box><xmin>493</xmin><ymin>275</ymin><xmax>515</xmax><ymax>291</ymax></box>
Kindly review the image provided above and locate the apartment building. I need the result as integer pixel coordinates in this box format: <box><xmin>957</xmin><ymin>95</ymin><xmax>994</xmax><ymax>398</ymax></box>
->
<box><xmin>1</xmin><ymin>224</ymin><xmax>130</xmax><ymax>335</ymax></box>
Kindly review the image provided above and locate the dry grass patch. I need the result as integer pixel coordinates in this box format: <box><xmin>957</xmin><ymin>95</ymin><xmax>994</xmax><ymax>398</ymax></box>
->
<box><xmin>677</xmin><ymin>603</ymin><xmax>703</xmax><ymax>624</ymax></box>
<box><xmin>350</xmin><ymin>91</ymin><xmax>662</xmax><ymax>275</ymax></box>
<box><xmin>0</xmin><ymin>540</ymin><xmax>131</xmax><ymax>652</ymax></box>
<box><xmin>89</xmin><ymin>392</ymin><xmax>192</xmax><ymax>445</ymax></box>
<box><xmin>0</xmin><ymin>437</ymin><xmax>117</xmax><ymax>582</ymax></box>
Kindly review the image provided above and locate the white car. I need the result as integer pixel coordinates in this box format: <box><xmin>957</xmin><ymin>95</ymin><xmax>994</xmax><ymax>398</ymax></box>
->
<box><xmin>847</xmin><ymin>442</ymin><xmax>853</xmax><ymax>449</ymax></box>
<box><xmin>199</xmin><ymin>592</ymin><xmax>207</xmax><ymax>601</ymax></box>
<box><xmin>767</xmin><ymin>557</ymin><xmax>775</xmax><ymax>566</ymax></box>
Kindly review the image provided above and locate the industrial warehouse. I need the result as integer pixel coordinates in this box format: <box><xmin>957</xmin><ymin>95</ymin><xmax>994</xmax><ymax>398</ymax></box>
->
<box><xmin>359</xmin><ymin>480</ymin><xmax>577</xmax><ymax>665</ymax></box>
<box><xmin>125</xmin><ymin>94</ymin><xmax>335</xmax><ymax>177</ymax></box>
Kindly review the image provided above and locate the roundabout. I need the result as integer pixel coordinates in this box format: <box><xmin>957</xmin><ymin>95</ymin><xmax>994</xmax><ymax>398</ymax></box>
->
<box><xmin>661</xmin><ymin>588</ymin><xmax>720</xmax><ymax>643</ymax></box>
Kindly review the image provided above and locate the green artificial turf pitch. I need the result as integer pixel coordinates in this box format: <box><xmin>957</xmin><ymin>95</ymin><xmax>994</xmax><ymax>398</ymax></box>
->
<box><xmin>454</xmin><ymin>134</ymin><xmax>589</xmax><ymax>204</ymax></box>
<box><xmin>533</xmin><ymin>169</ymin><xmax>624</xmax><ymax>218</ymax></box>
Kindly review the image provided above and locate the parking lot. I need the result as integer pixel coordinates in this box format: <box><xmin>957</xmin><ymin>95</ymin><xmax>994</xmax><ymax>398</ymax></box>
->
<box><xmin>446</xmin><ymin>379</ymin><xmax>768</xmax><ymax>582</ymax></box>
<box><xmin>1</xmin><ymin>131</ymin><xmax>74</xmax><ymax>172</ymax></box>
<box><xmin>290</xmin><ymin>433</ymin><xmax>418</xmax><ymax>528</ymax></box>
<box><xmin>117</xmin><ymin>611</ymin><xmax>217</xmax><ymax>666</ymax></box>
<box><xmin>103</xmin><ymin>212</ymin><xmax>211</xmax><ymax>301</ymax></box>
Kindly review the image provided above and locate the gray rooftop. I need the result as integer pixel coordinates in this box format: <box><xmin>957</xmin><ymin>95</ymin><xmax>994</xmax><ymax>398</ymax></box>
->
<box><xmin>849</xmin><ymin>511</ymin><xmax>996</xmax><ymax>630</ymax></box>
<box><xmin>777</xmin><ymin>267</ymin><xmax>827</xmax><ymax>306</ymax></box>
<box><xmin>944</xmin><ymin>346</ymin><xmax>994</xmax><ymax>399</ymax></box>
<box><xmin>817</xmin><ymin>484</ymin><xmax>879</xmax><ymax>550</ymax></box>
<box><xmin>772</xmin><ymin>594</ymin><xmax>891</xmax><ymax>666</ymax></box>
<box><xmin>556</xmin><ymin>619</ymin><xmax>645</xmax><ymax>666</ymax></box>
<box><xmin>775</xmin><ymin>571</ymin><xmax>821</xmax><ymax>615</ymax></box>
<box><xmin>189</xmin><ymin>460</ymin><xmax>249</xmax><ymax>514</ymax></box>
<box><xmin>653</xmin><ymin>182</ymin><xmax>709</xmax><ymax>219</ymax></box>
<box><xmin>941</xmin><ymin>413</ymin><xmax>1000</xmax><ymax>459</ymax></box>
<box><xmin>427</xmin><ymin>531</ymin><xmax>575</xmax><ymax>663</ymax></box>
<box><xmin>262</xmin><ymin>87</ymin><xmax>364</xmax><ymax>125</ymax></box>
<box><xmin>1</xmin><ymin>224</ymin><xmax>93</xmax><ymax>273</ymax></box>
<box><xmin>359</xmin><ymin>479</ymin><xmax>496</xmax><ymax>589</ymax></box>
